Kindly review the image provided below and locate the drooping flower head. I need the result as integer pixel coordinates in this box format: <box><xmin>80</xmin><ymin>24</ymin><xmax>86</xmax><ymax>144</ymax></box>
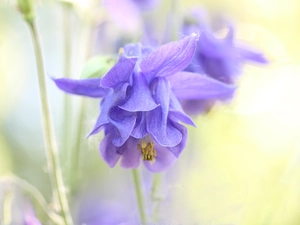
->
<box><xmin>180</xmin><ymin>9</ymin><xmax>269</xmax><ymax>114</ymax></box>
<box><xmin>53</xmin><ymin>34</ymin><xmax>235</xmax><ymax>172</ymax></box>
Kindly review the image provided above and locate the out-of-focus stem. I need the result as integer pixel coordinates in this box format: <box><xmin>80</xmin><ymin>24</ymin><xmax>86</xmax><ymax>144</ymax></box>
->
<box><xmin>2</xmin><ymin>191</ymin><xmax>13</xmax><ymax>225</ymax></box>
<box><xmin>151</xmin><ymin>173</ymin><xmax>162</xmax><ymax>222</ymax></box>
<box><xmin>27</xmin><ymin>21</ymin><xmax>73</xmax><ymax>225</ymax></box>
<box><xmin>132</xmin><ymin>169</ymin><xmax>147</xmax><ymax>225</ymax></box>
<box><xmin>68</xmin><ymin>98</ymin><xmax>86</xmax><ymax>193</ymax></box>
<box><xmin>1</xmin><ymin>175</ymin><xmax>63</xmax><ymax>224</ymax></box>
<box><xmin>62</xmin><ymin>4</ymin><xmax>72</xmax><ymax>166</ymax></box>
<box><xmin>171</xmin><ymin>0</ymin><xmax>178</xmax><ymax>41</ymax></box>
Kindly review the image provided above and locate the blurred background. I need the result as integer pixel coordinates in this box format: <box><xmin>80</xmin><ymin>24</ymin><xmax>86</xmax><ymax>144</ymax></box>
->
<box><xmin>1</xmin><ymin>0</ymin><xmax>300</xmax><ymax>224</ymax></box>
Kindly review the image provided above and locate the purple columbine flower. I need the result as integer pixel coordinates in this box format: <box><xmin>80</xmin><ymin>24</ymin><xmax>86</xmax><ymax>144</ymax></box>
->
<box><xmin>180</xmin><ymin>10</ymin><xmax>268</xmax><ymax>114</ymax></box>
<box><xmin>53</xmin><ymin>34</ymin><xmax>235</xmax><ymax>172</ymax></box>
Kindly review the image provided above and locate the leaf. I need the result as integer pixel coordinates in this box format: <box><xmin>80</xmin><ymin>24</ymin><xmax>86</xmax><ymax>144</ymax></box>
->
<box><xmin>81</xmin><ymin>55</ymin><xmax>117</xmax><ymax>79</ymax></box>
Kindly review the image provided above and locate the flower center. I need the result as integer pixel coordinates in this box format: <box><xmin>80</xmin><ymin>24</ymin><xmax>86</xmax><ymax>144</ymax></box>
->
<box><xmin>138</xmin><ymin>140</ymin><xmax>156</xmax><ymax>163</ymax></box>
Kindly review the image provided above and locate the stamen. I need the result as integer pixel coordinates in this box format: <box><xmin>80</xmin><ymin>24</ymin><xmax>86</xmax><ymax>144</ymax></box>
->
<box><xmin>137</xmin><ymin>140</ymin><xmax>156</xmax><ymax>163</ymax></box>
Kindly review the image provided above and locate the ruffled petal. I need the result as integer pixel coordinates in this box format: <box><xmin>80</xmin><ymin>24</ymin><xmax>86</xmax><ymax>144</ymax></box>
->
<box><xmin>109</xmin><ymin>107</ymin><xmax>136</xmax><ymax>147</ymax></box>
<box><xmin>166</xmin><ymin>122</ymin><xmax>188</xmax><ymax>157</ymax></box>
<box><xmin>143</xmin><ymin>143</ymin><xmax>177</xmax><ymax>172</ymax></box>
<box><xmin>147</xmin><ymin>78</ymin><xmax>182</xmax><ymax>147</ymax></box>
<box><xmin>168</xmin><ymin>72</ymin><xmax>236</xmax><ymax>100</ymax></box>
<box><xmin>120</xmin><ymin>137</ymin><xmax>141</xmax><ymax>168</ymax></box>
<box><xmin>99</xmin><ymin>131</ymin><xmax>122</xmax><ymax>168</ymax></box>
<box><xmin>168</xmin><ymin>92</ymin><xmax>196</xmax><ymax>126</ymax></box>
<box><xmin>119</xmin><ymin>73</ymin><xmax>158</xmax><ymax>112</ymax></box>
<box><xmin>87</xmin><ymin>84</ymin><xmax>129</xmax><ymax>137</ymax></box>
<box><xmin>140</xmin><ymin>33</ymin><xmax>198</xmax><ymax>80</ymax></box>
<box><xmin>52</xmin><ymin>77</ymin><xmax>108</xmax><ymax>98</ymax></box>
<box><xmin>131</xmin><ymin>112</ymin><xmax>147</xmax><ymax>139</ymax></box>
<box><xmin>100</xmin><ymin>57</ymin><xmax>137</xmax><ymax>88</ymax></box>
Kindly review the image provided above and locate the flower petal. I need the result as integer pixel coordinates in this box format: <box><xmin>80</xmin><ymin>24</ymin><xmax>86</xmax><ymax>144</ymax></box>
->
<box><xmin>166</xmin><ymin>122</ymin><xmax>188</xmax><ymax>158</ymax></box>
<box><xmin>99</xmin><ymin>130</ymin><xmax>122</xmax><ymax>168</ymax></box>
<box><xmin>100</xmin><ymin>57</ymin><xmax>137</xmax><ymax>88</ymax></box>
<box><xmin>140</xmin><ymin>33</ymin><xmax>198</xmax><ymax>80</ymax></box>
<box><xmin>143</xmin><ymin>143</ymin><xmax>177</xmax><ymax>172</ymax></box>
<box><xmin>120</xmin><ymin>137</ymin><xmax>141</xmax><ymax>169</ymax></box>
<box><xmin>147</xmin><ymin>78</ymin><xmax>182</xmax><ymax>147</ymax></box>
<box><xmin>52</xmin><ymin>77</ymin><xmax>108</xmax><ymax>98</ymax></box>
<box><xmin>168</xmin><ymin>72</ymin><xmax>236</xmax><ymax>100</ymax></box>
<box><xmin>169</xmin><ymin>92</ymin><xmax>196</xmax><ymax>126</ymax></box>
<box><xmin>87</xmin><ymin>84</ymin><xmax>129</xmax><ymax>137</ymax></box>
<box><xmin>198</xmin><ymin>31</ymin><xmax>238</xmax><ymax>58</ymax></box>
<box><xmin>237</xmin><ymin>46</ymin><xmax>269</xmax><ymax>64</ymax></box>
<box><xmin>109</xmin><ymin>106</ymin><xmax>136</xmax><ymax>147</ymax></box>
<box><xmin>131</xmin><ymin>112</ymin><xmax>147</xmax><ymax>139</ymax></box>
<box><xmin>181</xmin><ymin>99</ymin><xmax>215</xmax><ymax>115</ymax></box>
<box><xmin>119</xmin><ymin>73</ymin><xmax>158</xmax><ymax>112</ymax></box>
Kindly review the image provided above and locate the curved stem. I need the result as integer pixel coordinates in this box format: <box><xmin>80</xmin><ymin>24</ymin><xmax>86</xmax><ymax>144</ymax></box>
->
<box><xmin>1</xmin><ymin>176</ymin><xmax>63</xmax><ymax>224</ymax></box>
<box><xmin>26</xmin><ymin>21</ymin><xmax>73</xmax><ymax>225</ymax></box>
<box><xmin>132</xmin><ymin>169</ymin><xmax>147</xmax><ymax>225</ymax></box>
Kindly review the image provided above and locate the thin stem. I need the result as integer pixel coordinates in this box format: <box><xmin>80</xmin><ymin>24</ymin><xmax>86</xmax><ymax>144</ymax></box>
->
<box><xmin>2</xmin><ymin>191</ymin><xmax>13</xmax><ymax>225</ymax></box>
<box><xmin>171</xmin><ymin>0</ymin><xmax>178</xmax><ymax>41</ymax></box>
<box><xmin>150</xmin><ymin>173</ymin><xmax>162</xmax><ymax>222</ymax></box>
<box><xmin>68</xmin><ymin>98</ymin><xmax>86</xmax><ymax>193</ymax></box>
<box><xmin>62</xmin><ymin>3</ymin><xmax>72</xmax><ymax>166</ymax></box>
<box><xmin>132</xmin><ymin>169</ymin><xmax>147</xmax><ymax>225</ymax></box>
<box><xmin>26</xmin><ymin>21</ymin><xmax>73</xmax><ymax>225</ymax></box>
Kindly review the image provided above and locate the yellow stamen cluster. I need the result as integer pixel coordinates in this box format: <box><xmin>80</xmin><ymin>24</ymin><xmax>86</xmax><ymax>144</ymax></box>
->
<box><xmin>138</xmin><ymin>140</ymin><xmax>157</xmax><ymax>163</ymax></box>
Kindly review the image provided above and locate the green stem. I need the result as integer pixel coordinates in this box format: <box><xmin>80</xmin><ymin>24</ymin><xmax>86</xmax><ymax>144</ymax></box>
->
<box><xmin>171</xmin><ymin>0</ymin><xmax>178</xmax><ymax>41</ymax></box>
<box><xmin>150</xmin><ymin>173</ymin><xmax>162</xmax><ymax>222</ymax></box>
<box><xmin>68</xmin><ymin>98</ymin><xmax>86</xmax><ymax>193</ymax></box>
<box><xmin>2</xmin><ymin>191</ymin><xmax>13</xmax><ymax>225</ymax></box>
<box><xmin>27</xmin><ymin>21</ymin><xmax>73</xmax><ymax>225</ymax></box>
<box><xmin>62</xmin><ymin>4</ymin><xmax>72</xmax><ymax>165</ymax></box>
<box><xmin>132</xmin><ymin>169</ymin><xmax>147</xmax><ymax>225</ymax></box>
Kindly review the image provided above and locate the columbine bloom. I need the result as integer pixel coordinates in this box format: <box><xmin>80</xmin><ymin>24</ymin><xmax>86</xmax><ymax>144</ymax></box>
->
<box><xmin>53</xmin><ymin>33</ymin><xmax>235</xmax><ymax>172</ymax></box>
<box><xmin>180</xmin><ymin>10</ymin><xmax>268</xmax><ymax>114</ymax></box>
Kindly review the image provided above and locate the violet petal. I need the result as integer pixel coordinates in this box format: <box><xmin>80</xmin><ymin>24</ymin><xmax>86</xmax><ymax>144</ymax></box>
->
<box><xmin>140</xmin><ymin>33</ymin><xmax>198</xmax><ymax>80</ymax></box>
<box><xmin>52</xmin><ymin>77</ymin><xmax>108</xmax><ymax>98</ymax></box>
<box><xmin>119</xmin><ymin>73</ymin><xmax>158</xmax><ymax>112</ymax></box>
<box><xmin>147</xmin><ymin>78</ymin><xmax>182</xmax><ymax>147</ymax></box>
<box><xmin>99</xmin><ymin>131</ymin><xmax>122</xmax><ymax>168</ymax></box>
<box><xmin>100</xmin><ymin>57</ymin><xmax>137</xmax><ymax>88</ymax></box>
<box><xmin>168</xmin><ymin>72</ymin><xmax>236</xmax><ymax>100</ymax></box>
<box><xmin>120</xmin><ymin>137</ymin><xmax>141</xmax><ymax>168</ymax></box>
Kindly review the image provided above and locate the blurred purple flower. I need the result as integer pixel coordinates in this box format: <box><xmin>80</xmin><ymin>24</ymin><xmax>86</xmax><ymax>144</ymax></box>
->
<box><xmin>24</xmin><ymin>203</ymin><xmax>43</xmax><ymax>225</ymax></box>
<box><xmin>103</xmin><ymin>0</ymin><xmax>160</xmax><ymax>32</ymax></box>
<box><xmin>180</xmin><ymin>10</ymin><xmax>268</xmax><ymax>114</ymax></box>
<box><xmin>53</xmin><ymin>34</ymin><xmax>234</xmax><ymax>172</ymax></box>
<box><xmin>186</xmin><ymin>28</ymin><xmax>268</xmax><ymax>84</ymax></box>
<box><xmin>78</xmin><ymin>198</ymin><xmax>138</xmax><ymax>225</ymax></box>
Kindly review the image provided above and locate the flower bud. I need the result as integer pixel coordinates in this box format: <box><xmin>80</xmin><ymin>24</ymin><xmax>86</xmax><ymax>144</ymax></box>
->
<box><xmin>17</xmin><ymin>0</ymin><xmax>35</xmax><ymax>23</ymax></box>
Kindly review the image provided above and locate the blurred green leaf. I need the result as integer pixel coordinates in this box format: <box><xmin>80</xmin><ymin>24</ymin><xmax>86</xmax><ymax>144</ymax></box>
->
<box><xmin>81</xmin><ymin>55</ymin><xmax>117</xmax><ymax>79</ymax></box>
